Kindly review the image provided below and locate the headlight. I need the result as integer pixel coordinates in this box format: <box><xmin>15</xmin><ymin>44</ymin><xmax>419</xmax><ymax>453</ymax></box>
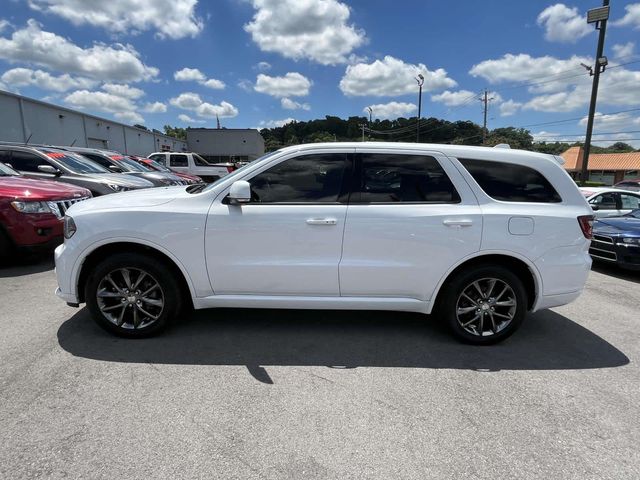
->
<box><xmin>63</xmin><ymin>216</ymin><xmax>77</xmax><ymax>239</ymax></box>
<box><xmin>107</xmin><ymin>184</ymin><xmax>127</xmax><ymax>192</ymax></box>
<box><xmin>621</xmin><ymin>237</ymin><xmax>640</xmax><ymax>245</ymax></box>
<box><xmin>10</xmin><ymin>201</ymin><xmax>51</xmax><ymax>214</ymax></box>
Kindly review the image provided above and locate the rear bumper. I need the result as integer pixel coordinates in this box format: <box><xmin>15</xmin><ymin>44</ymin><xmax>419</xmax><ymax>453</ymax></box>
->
<box><xmin>533</xmin><ymin>289</ymin><xmax>584</xmax><ymax>311</ymax></box>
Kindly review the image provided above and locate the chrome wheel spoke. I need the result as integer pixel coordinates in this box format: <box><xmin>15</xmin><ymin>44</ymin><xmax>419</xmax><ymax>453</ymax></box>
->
<box><xmin>461</xmin><ymin>293</ymin><xmax>479</xmax><ymax>306</ymax></box>
<box><xmin>494</xmin><ymin>299</ymin><xmax>516</xmax><ymax>307</ymax></box>
<box><xmin>97</xmin><ymin>289</ymin><xmax>122</xmax><ymax>298</ymax></box>
<box><xmin>472</xmin><ymin>281</ymin><xmax>484</xmax><ymax>299</ymax></box>
<box><xmin>489</xmin><ymin>312</ymin><xmax>497</xmax><ymax>334</ymax></box>
<box><xmin>457</xmin><ymin>305</ymin><xmax>477</xmax><ymax>315</ymax></box>
<box><xmin>141</xmin><ymin>297</ymin><xmax>163</xmax><ymax>307</ymax></box>
<box><xmin>456</xmin><ymin>277</ymin><xmax>517</xmax><ymax>337</ymax></box>
<box><xmin>495</xmin><ymin>285</ymin><xmax>509</xmax><ymax>301</ymax></box>
<box><xmin>133</xmin><ymin>307</ymin><xmax>140</xmax><ymax>329</ymax></box>
<box><xmin>136</xmin><ymin>305</ymin><xmax>159</xmax><ymax>320</ymax></box>
<box><xmin>116</xmin><ymin>305</ymin><xmax>127</xmax><ymax>326</ymax></box>
<box><xmin>106</xmin><ymin>274</ymin><xmax>124</xmax><ymax>294</ymax></box>
<box><xmin>485</xmin><ymin>279</ymin><xmax>497</xmax><ymax>298</ymax></box>
<box><xmin>141</xmin><ymin>284</ymin><xmax>159</xmax><ymax>297</ymax></box>
<box><xmin>132</xmin><ymin>272</ymin><xmax>147</xmax><ymax>290</ymax></box>
<box><xmin>121</xmin><ymin>268</ymin><xmax>133</xmax><ymax>289</ymax></box>
<box><xmin>101</xmin><ymin>303</ymin><xmax>125</xmax><ymax>312</ymax></box>
<box><xmin>493</xmin><ymin>311</ymin><xmax>513</xmax><ymax>320</ymax></box>
<box><xmin>477</xmin><ymin>313</ymin><xmax>484</xmax><ymax>335</ymax></box>
<box><xmin>461</xmin><ymin>314</ymin><xmax>481</xmax><ymax>328</ymax></box>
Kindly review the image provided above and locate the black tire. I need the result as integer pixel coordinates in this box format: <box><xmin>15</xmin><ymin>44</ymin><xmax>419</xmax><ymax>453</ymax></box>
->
<box><xmin>85</xmin><ymin>253</ymin><xmax>182</xmax><ymax>338</ymax></box>
<box><xmin>439</xmin><ymin>264</ymin><xmax>527</xmax><ymax>345</ymax></box>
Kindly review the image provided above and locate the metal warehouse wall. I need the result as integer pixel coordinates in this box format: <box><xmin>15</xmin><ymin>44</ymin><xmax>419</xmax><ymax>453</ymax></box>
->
<box><xmin>186</xmin><ymin>128</ymin><xmax>265</xmax><ymax>161</ymax></box>
<box><xmin>0</xmin><ymin>90</ymin><xmax>187</xmax><ymax>155</ymax></box>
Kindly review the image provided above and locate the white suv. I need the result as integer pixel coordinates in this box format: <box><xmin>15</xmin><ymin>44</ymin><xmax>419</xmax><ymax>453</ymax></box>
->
<box><xmin>55</xmin><ymin>143</ymin><xmax>594</xmax><ymax>344</ymax></box>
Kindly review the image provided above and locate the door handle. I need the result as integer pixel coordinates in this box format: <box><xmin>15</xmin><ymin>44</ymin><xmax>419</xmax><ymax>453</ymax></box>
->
<box><xmin>443</xmin><ymin>219</ymin><xmax>473</xmax><ymax>227</ymax></box>
<box><xmin>306</xmin><ymin>218</ymin><xmax>337</xmax><ymax>225</ymax></box>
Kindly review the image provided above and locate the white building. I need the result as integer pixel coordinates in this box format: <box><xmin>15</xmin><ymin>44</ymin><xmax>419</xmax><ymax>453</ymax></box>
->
<box><xmin>186</xmin><ymin>128</ymin><xmax>265</xmax><ymax>163</ymax></box>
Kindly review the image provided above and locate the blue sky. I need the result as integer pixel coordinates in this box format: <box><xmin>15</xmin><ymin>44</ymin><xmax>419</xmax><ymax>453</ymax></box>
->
<box><xmin>0</xmin><ymin>0</ymin><xmax>639</xmax><ymax>145</ymax></box>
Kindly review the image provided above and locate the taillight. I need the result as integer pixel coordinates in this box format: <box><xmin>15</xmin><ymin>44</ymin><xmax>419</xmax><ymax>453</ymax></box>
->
<box><xmin>578</xmin><ymin>215</ymin><xmax>594</xmax><ymax>240</ymax></box>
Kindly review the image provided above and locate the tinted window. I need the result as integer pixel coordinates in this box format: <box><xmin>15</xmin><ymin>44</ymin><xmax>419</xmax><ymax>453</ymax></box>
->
<box><xmin>590</xmin><ymin>193</ymin><xmax>617</xmax><ymax>210</ymax></box>
<box><xmin>459</xmin><ymin>158</ymin><xmax>561</xmax><ymax>203</ymax></box>
<box><xmin>193</xmin><ymin>153</ymin><xmax>211</xmax><ymax>166</ymax></box>
<box><xmin>355</xmin><ymin>153</ymin><xmax>460</xmax><ymax>203</ymax></box>
<box><xmin>170</xmin><ymin>154</ymin><xmax>188</xmax><ymax>167</ymax></box>
<box><xmin>149</xmin><ymin>154</ymin><xmax>165</xmax><ymax>163</ymax></box>
<box><xmin>82</xmin><ymin>153</ymin><xmax>113</xmax><ymax>169</ymax></box>
<box><xmin>248</xmin><ymin>153</ymin><xmax>347</xmax><ymax>203</ymax></box>
<box><xmin>620</xmin><ymin>193</ymin><xmax>640</xmax><ymax>210</ymax></box>
<box><xmin>10</xmin><ymin>150</ymin><xmax>49</xmax><ymax>172</ymax></box>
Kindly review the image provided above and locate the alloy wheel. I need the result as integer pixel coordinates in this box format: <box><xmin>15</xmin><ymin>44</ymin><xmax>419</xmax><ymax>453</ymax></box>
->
<box><xmin>455</xmin><ymin>277</ymin><xmax>517</xmax><ymax>337</ymax></box>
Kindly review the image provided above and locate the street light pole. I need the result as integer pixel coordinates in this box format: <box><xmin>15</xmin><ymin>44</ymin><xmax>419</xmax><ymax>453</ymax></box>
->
<box><xmin>416</xmin><ymin>74</ymin><xmax>424</xmax><ymax>142</ymax></box>
<box><xmin>367</xmin><ymin>106</ymin><xmax>373</xmax><ymax>124</ymax></box>
<box><xmin>581</xmin><ymin>0</ymin><xmax>610</xmax><ymax>185</ymax></box>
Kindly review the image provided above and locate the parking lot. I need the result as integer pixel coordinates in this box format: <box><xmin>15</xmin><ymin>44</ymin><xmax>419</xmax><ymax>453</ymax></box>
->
<box><xmin>0</xmin><ymin>257</ymin><xmax>638</xmax><ymax>479</ymax></box>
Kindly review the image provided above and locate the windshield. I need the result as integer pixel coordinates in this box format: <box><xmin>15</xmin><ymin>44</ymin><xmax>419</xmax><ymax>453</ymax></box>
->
<box><xmin>193</xmin><ymin>153</ymin><xmax>212</xmax><ymax>166</ymax></box>
<box><xmin>0</xmin><ymin>161</ymin><xmax>19</xmax><ymax>176</ymax></box>
<box><xmin>141</xmin><ymin>158</ymin><xmax>172</xmax><ymax>172</ymax></box>
<box><xmin>116</xmin><ymin>157</ymin><xmax>152</xmax><ymax>172</ymax></box>
<box><xmin>39</xmin><ymin>150</ymin><xmax>110</xmax><ymax>174</ymax></box>
<box><xmin>202</xmin><ymin>151</ymin><xmax>280</xmax><ymax>192</ymax></box>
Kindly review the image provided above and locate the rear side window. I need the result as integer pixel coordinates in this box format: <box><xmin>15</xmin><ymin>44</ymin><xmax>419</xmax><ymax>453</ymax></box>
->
<box><xmin>458</xmin><ymin>158</ymin><xmax>561</xmax><ymax>203</ymax></box>
<box><xmin>170</xmin><ymin>154</ymin><xmax>188</xmax><ymax>167</ymax></box>
<box><xmin>355</xmin><ymin>153</ymin><xmax>460</xmax><ymax>203</ymax></box>
<box><xmin>9</xmin><ymin>150</ymin><xmax>48</xmax><ymax>172</ymax></box>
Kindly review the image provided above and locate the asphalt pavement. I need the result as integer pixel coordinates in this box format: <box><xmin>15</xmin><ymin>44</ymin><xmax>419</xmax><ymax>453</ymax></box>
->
<box><xmin>0</xmin><ymin>256</ymin><xmax>639</xmax><ymax>479</ymax></box>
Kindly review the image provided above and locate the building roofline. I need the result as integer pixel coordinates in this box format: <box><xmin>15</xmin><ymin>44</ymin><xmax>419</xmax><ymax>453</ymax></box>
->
<box><xmin>0</xmin><ymin>88</ymin><xmax>184</xmax><ymax>143</ymax></box>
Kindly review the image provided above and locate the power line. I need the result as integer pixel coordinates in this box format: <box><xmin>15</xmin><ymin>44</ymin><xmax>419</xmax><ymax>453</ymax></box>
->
<box><xmin>534</xmin><ymin>129</ymin><xmax>640</xmax><ymax>138</ymax></box>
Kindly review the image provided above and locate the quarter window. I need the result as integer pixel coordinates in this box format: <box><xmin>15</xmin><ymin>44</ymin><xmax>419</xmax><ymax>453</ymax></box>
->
<box><xmin>354</xmin><ymin>153</ymin><xmax>460</xmax><ymax>203</ymax></box>
<box><xmin>170</xmin><ymin>154</ymin><xmax>188</xmax><ymax>167</ymax></box>
<box><xmin>459</xmin><ymin>158</ymin><xmax>561</xmax><ymax>203</ymax></box>
<box><xmin>248</xmin><ymin>153</ymin><xmax>348</xmax><ymax>203</ymax></box>
<box><xmin>620</xmin><ymin>193</ymin><xmax>640</xmax><ymax>210</ymax></box>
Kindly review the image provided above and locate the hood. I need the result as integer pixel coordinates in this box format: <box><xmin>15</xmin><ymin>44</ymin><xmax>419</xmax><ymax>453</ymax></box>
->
<box><xmin>67</xmin><ymin>184</ymin><xmax>186</xmax><ymax>215</ymax></box>
<box><xmin>594</xmin><ymin>217</ymin><xmax>640</xmax><ymax>235</ymax></box>
<box><xmin>88</xmin><ymin>172</ymin><xmax>155</xmax><ymax>188</ymax></box>
<box><xmin>0</xmin><ymin>175</ymin><xmax>91</xmax><ymax>201</ymax></box>
<box><xmin>128</xmin><ymin>171</ymin><xmax>185</xmax><ymax>186</ymax></box>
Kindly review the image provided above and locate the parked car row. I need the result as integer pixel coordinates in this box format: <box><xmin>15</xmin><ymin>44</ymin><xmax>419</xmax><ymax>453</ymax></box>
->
<box><xmin>0</xmin><ymin>143</ymin><xmax>228</xmax><ymax>257</ymax></box>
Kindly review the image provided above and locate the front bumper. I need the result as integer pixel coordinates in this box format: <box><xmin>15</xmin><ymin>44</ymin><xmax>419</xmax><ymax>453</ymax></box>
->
<box><xmin>54</xmin><ymin>243</ymin><xmax>79</xmax><ymax>304</ymax></box>
<box><xmin>589</xmin><ymin>234</ymin><xmax>640</xmax><ymax>270</ymax></box>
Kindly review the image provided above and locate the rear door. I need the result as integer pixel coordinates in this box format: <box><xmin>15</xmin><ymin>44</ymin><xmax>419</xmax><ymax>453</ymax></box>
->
<box><xmin>619</xmin><ymin>192</ymin><xmax>640</xmax><ymax>215</ymax></box>
<box><xmin>168</xmin><ymin>154</ymin><xmax>189</xmax><ymax>174</ymax></box>
<box><xmin>339</xmin><ymin>149</ymin><xmax>482</xmax><ymax>301</ymax></box>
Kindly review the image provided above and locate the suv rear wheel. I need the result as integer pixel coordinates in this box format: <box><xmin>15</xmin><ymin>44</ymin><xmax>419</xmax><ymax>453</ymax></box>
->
<box><xmin>85</xmin><ymin>253</ymin><xmax>182</xmax><ymax>338</ymax></box>
<box><xmin>440</xmin><ymin>265</ymin><xmax>527</xmax><ymax>345</ymax></box>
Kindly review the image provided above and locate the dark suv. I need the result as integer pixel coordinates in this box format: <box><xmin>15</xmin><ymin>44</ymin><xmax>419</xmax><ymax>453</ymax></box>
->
<box><xmin>62</xmin><ymin>147</ymin><xmax>187</xmax><ymax>187</ymax></box>
<box><xmin>0</xmin><ymin>145</ymin><xmax>154</xmax><ymax>196</ymax></box>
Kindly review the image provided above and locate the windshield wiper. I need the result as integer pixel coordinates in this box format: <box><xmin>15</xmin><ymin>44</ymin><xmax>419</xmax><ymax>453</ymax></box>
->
<box><xmin>186</xmin><ymin>183</ymin><xmax>207</xmax><ymax>194</ymax></box>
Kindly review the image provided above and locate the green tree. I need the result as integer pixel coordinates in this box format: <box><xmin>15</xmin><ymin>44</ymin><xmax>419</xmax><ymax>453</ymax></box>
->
<box><xmin>163</xmin><ymin>125</ymin><xmax>187</xmax><ymax>141</ymax></box>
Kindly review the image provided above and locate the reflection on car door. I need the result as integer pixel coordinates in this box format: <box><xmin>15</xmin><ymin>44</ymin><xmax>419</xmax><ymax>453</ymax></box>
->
<box><xmin>590</xmin><ymin>192</ymin><xmax>621</xmax><ymax>218</ymax></box>
<box><xmin>339</xmin><ymin>149</ymin><xmax>482</xmax><ymax>302</ymax></box>
<box><xmin>205</xmin><ymin>150</ymin><xmax>352</xmax><ymax>296</ymax></box>
<box><xmin>619</xmin><ymin>193</ymin><xmax>640</xmax><ymax>216</ymax></box>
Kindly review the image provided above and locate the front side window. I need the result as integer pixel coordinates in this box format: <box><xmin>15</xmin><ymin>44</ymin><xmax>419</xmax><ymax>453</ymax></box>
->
<box><xmin>248</xmin><ymin>153</ymin><xmax>348</xmax><ymax>203</ymax></box>
<box><xmin>38</xmin><ymin>150</ymin><xmax>109</xmax><ymax>174</ymax></box>
<box><xmin>590</xmin><ymin>193</ymin><xmax>617</xmax><ymax>210</ymax></box>
<box><xmin>193</xmin><ymin>153</ymin><xmax>211</xmax><ymax>166</ymax></box>
<box><xmin>459</xmin><ymin>158</ymin><xmax>561</xmax><ymax>203</ymax></box>
<box><xmin>10</xmin><ymin>150</ymin><xmax>49</xmax><ymax>172</ymax></box>
<box><xmin>354</xmin><ymin>153</ymin><xmax>460</xmax><ymax>203</ymax></box>
<box><xmin>170</xmin><ymin>154</ymin><xmax>188</xmax><ymax>167</ymax></box>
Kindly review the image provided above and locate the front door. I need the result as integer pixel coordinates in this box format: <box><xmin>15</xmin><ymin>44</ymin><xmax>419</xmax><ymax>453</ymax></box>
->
<box><xmin>205</xmin><ymin>150</ymin><xmax>352</xmax><ymax>296</ymax></box>
<box><xmin>339</xmin><ymin>149</ymin><xmax>482</xmax><ymax>302</ymax></box>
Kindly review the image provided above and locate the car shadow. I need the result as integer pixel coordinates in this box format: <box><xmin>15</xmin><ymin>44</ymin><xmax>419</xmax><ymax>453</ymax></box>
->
<box><xmin>592</xmin><ymin>261</ymin><xmax>640</xmax><ymax>284</ymax></box>
<box><xmin>57</xmin><ymin>307</ymin><xmax>629</xmax><ymax>379</ymax></box>
<box><xmin>0</xmin><ymin>254</ymin><xmax>54</xmax><ymax>278</ymax></box>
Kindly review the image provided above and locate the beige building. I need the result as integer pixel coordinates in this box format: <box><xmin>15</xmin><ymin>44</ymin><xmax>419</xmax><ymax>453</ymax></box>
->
<box><xmin>561</xmin><ymin>146</ymin><xmax>640</xmax><ymax>185</ymax></box>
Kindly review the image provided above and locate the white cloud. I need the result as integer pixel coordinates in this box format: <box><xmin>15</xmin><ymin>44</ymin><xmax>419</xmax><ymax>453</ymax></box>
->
<box><xmin>174</xmin><ymin>67</ymin><xmax>206</xmax><ymax>82</ymax></box>
<box><xmin>613</xmin><ymin>3</ymin><xmax>640</xmax><ymax>29</ymax></box>
<box><xmin>365</xmin><ymin>102</ymin><xmax>416</xmax><ymax>119</ymax></box>
<box><xmin>340</xmin><ymin>56</ymin><xmax>457</xmax><ymax>97</ymax></box>
<box><xmin>174</xmin><ymin>67</ymin><xmax>225</xmax><ymax>90</ymax></box>
<box><xmin>499</xmin><ymin>99</ymin><xmax>522</xmax><ymax>117</ymax></box>
<box><xmin>281</xmin><ymin>97</ymin><xmax>310</xmax><ymax>110</ymax></box>
<box><xmin>142</xmin><ymin>101</ymin><xmax>166</xmax><ymax>113</ymax></box>
<box><xmin>169</xmin><ymin>92</ymin><xmax>203</xmax><ymax>109</ymax></box>
<box><xmin>0</xmin><ymin>67</ymin><xmax>97</xmax><ymax>92</ymax></box>
<box><xmin>202</xmin><ymin>78</ymin><xmax>225</xmax><ymax>89</ymax></box>
<box><xmin>537</xmin><ymin>4</ymin><xmax>592</xmax><ymax>43</ymax></box>
<box><xmin>114</xmin><ymin>111</ymin><xmax>144</xmax><ymax>124</ymax></box>
<box><xmin>178</xmin><ymin>113</ymin><xmax>205</xmax><ymax>124</ymax></box>
<box><xmin>0</xmin><ymin>20</ymin><xmax>10</xmax><ymax>33</ymax></box>
<box><xmin>169</xmin><ymin>92</ymin><xmax>238</xmax><ymax>118</ymax></box>
<box><xmin>244</xmin><ymin>0</ymin><xmax>366</xmax><ymax>65</ymax></box>
<box><xmin>254</xmin><ymin>72</ymin><xmax>311</xmax><ymax>97</ymax></box>
<box><xmin>578</xmin><ymin>111</ymin><xmax>640</xmax><ymax>129</ymax></box>
<box><xmin>27</xmin><ymin>0</ymin><xmax>203</xmax><ymax>39</ymax></box>
<box><xmin>195</xmin><ymin>101</ymin><xmax>238</xmax><ymax>118</ymax></box>
<box><xmin>0</xmin><ymin>20</ymin><xmax>158</xmax><ymax>82</ymax></box>
<box><xmin>430</xmin><ymin>89</ymin><xmax>476</xmax><ymax>107</ymax></box>
<box><xmin>237</xmin><ymin>79</ymin><xmax>254</xmax><ymax>92</ymax></box>
<box><xmin>259</xmin><ymin>118</ymin><xmax>296</xmax><ymax>128</ymax></box>
<box><xmin>101</xmin><ymin>83</ymin><xmax>144</xmax><ymax>99</ymax></box>
<box><xmin>612</xmin><ymin>42</ymin><xmax>635</xmax><ymax>59</ymax></box>
<box><xmin>254</xmin><ymin>61</ymin><xmax>271</xmax><ymax>71</ymax></box>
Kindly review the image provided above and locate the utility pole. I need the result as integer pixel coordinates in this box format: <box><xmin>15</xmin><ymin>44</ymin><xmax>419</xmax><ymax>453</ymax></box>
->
<box><xmin>480</xmin><ymin>89</ymin><xmax>494</xmax><ymax>145</ymax></box>
<box><xmin>360</xmin><ymin>123</ymin><xmax>365</xmax><ymax>142</ymax></box>
<box><xmin>416</xmin><ymin>74</ymin><xmax>424</xmax><ymax>142</ymax></box>
<box><xmin>367</xmin><ymin>106</ymin><xmax>373</xmax><ymax>124</ymax></box>
<box><xmin>581</xmin><ymin>0</ymin><xmax>610</xmax><ymax>185</ymax></box>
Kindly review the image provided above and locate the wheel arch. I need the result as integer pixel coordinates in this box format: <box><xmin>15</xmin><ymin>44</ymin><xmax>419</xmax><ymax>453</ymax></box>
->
<box><xmin>429</xmin><ymin>252</ymin><xmax>541</xmax><ymax>314</ymax></box>
<box><xmin>75</xmin><ymin>240</ymin><xmax>195</xmax><ymax>307</ymax></box>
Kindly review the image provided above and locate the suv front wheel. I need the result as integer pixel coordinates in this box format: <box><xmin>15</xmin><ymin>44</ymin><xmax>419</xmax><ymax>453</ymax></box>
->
<box><xmin>85</xmin><ymin>253</ymin><xmax>182</xmax><ymax>338</ymax></box>
<box><xmin>440</xmin><ymin>265</ymin><xmax>527</xmax><ymax>345</ymax></box>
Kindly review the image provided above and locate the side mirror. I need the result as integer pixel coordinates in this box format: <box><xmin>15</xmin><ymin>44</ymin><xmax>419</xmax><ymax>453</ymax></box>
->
<box><xmin>108</xmin><ymin>165</ymin><xmax>124</xmax><ymax>173</ymax></box>
<box><xmin>590</xmin><ymin>205</ymin><xmax>600</xmax><ymax>211</ymax></box>
<box><xmin>38</xmin><ymin>164</ymin><xmax>61</xmax><ymax>175</ymax></box>
<box><xmin>228</xmin><ymin>180</ymin><xmax>251</xmax><ymax>205</ymax></box>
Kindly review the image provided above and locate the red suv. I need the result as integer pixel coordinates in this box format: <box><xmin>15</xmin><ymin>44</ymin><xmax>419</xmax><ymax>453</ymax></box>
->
<box><xmin>0</xmin><ymin>162</ymin><xmax>91</xmax><ymax>257</ymax></box>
